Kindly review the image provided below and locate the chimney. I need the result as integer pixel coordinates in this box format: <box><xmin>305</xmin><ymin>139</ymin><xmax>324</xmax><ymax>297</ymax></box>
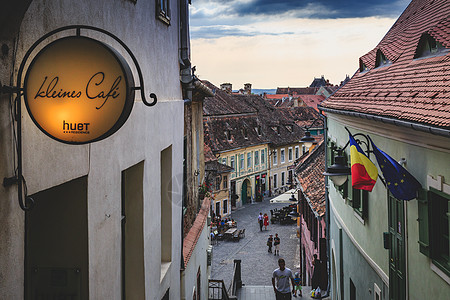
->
<box><xmin>244</xmin><ymin>83</ymin><xmax>252</xmax><ymax>95</ymax></box>
<box><xmin>220</xmin><ymin>83</ymin><xmax>232</xmax><ymax>93</ymax></box>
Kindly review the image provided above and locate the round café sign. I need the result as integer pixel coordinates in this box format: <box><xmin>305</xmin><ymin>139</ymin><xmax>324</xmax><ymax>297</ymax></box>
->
<box><xmin>24</xmin><ymin>36</ymin><xmax>135</xmax><ymax>144</ymax></box>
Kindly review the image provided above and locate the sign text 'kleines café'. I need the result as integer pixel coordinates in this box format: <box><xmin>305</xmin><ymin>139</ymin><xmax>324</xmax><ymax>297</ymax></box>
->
<box><xmin>24</xmin><ymin>36</ymin><xmax>135</xmax><ymax>144</ymax></box>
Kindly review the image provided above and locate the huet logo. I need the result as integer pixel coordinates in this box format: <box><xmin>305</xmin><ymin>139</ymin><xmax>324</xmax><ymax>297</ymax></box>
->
<box><xmin>63</xmin><ymin>120</ymin><xmax>90</xmax><ymax>134</ymax></box>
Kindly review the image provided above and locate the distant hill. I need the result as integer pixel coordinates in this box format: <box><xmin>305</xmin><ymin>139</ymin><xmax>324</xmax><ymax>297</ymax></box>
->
<box><xmin>232</xmin><ymin>89</ymin><xmax>276</xmax><ymax>95</ymax></box>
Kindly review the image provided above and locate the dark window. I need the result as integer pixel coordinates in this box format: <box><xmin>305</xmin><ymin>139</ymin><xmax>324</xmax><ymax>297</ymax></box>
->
<box><xmin>359</xmin><ymin>59</ymin><xmax>369</xmax><ymax>72</ymax></box>
<box><xmin>223</xmin><ymin>200</ymin><xmax>228</xmax><ymax>214</ymax></box>
<box><xmin>223</xmin><ymin>176</ymin><xmax>228</xmax><ymax>189</ymax></box>
<box><xmin>225</xmin><ymin>130</ymin><xmax>232</xmax><ymax>141</ymax></box>
<box><xmin>156</xmin><ymin>0</ymin><xmax>171</xmax><ymax>25</ymax></box>
<box><xmin>429</xmin><ymin>189</ymin><xmax>450</xmax><ymax>276</ymax></box>
<box><xmin>281</xmin><ymin>172</ymin><xmax>285</xmax><ymax>186</ymax></box>
<box><xmin>351</xmin><ymin>187</ymin><xmax>368</xmax><ymax>220</ymax></box>
<box><xmin>414</xmin><ymin>33</ymin><xmax>447</xmax><ymax>59</ymax></box>
<box><xmin>375</xmin><ymin>49</ymin><xmax>390</xmax><ymax>68</ymax></box>
<box><xmin>215</xmin><ymin>177</ymin><xmax>220</xmax><ymax>191</ymax></box>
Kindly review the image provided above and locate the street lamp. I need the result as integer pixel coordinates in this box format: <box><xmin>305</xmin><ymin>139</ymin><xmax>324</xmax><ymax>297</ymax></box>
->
<box><xmin>323</xmin><ymin>152</ymin><xmax>351</xmax><ymax>186</ymax></box>
<box><xmin>299</xmin><ymin>118</ymin><xmax>323</xmax><ymax>148</ymax></box>
<box><xmin>300</xmin><ymin>131</ymin><xmax>315</xmax><ymax>148</ymax></box>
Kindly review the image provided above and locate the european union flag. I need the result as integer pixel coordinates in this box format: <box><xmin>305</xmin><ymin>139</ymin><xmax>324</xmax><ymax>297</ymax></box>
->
<box><xmin>368</xmin><ymin>136</ymin><xmax>422</xmax><ymax>201</ymax></box>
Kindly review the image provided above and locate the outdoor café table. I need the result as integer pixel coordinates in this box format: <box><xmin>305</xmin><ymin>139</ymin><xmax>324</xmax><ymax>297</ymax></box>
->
<box><xmin>224</xmin><ymin>228</ymin><xmax>237</xmax><ymax>240</ymax></box>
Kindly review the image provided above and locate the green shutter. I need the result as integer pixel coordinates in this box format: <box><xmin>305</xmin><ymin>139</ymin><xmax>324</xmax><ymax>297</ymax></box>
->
<box><xmin>417</xmin><ymin>189</ymin><xmax>430</xmax><ymax>256</ymax></box>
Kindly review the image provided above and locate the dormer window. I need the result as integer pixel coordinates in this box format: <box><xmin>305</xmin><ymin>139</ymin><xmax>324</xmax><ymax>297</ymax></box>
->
<box><xmin>414</xmin><ymin>33</ymin><xmax>447</xmax><ymax>59</ymax></box>
<box><xmin>271</xmin><ymin>126</ymin><xmax>280</xmax><ymax>135</ymax></box>
<box><xmin>255</xmin><ymin>125</ymin><xmax>262</xmax><ymax>136</ymax></box>
<box><xmin>242</xmin><ymin>128</ymin><xmax>248</xmax><ymax>139</ymax></box>
<box><xmin>375</xmin><ymin>49</ymin><xmax>391</xmax><ymax>68</ymax></box>
<box><xmin>225</xmin><ymin>130</ymin><xmax>232</xmax><ymax>141</ymax></box>
<box><xmin>285</xmin><ymin>125</ymin><xmax>293</xmax><ymax>133</ymax></box>
<box><xmin>359</xmin><ymin>59</ymin><xmax>369</xmax><ymax>73</ymax></box>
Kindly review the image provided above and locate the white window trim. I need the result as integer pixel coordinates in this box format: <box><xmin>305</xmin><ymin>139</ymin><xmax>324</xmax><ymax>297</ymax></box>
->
<box><xmin>295</xmin><ymin>146</ymin><xmax>300</xmax><ymax>160</ymax></box>
<box><xmin>288</xmin><ymin>147</ymin><xmax>293</xmax><ymax>162</ymax></box>
<box><xmin>280</xmin><ymin>148</ymin><xmax>285</xmax><ymax>164</ymax></box>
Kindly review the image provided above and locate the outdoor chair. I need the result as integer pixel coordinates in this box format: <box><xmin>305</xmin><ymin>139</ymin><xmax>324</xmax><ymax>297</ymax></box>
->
<box><xmin>238</xmin><ymin>228</ymin><xmax>245</xmax><ymax>238</ymax></box>
<box><xmin>232</xmin><ymin>233</ymin><xmax>240</xmax><ymax>242</ymax></box>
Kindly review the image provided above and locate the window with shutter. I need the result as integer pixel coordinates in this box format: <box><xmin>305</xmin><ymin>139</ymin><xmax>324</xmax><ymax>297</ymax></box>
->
<box><xmin>417</xmin><ymin>189</ymin><xmax>430</xmax><ymax>256</ymax></box>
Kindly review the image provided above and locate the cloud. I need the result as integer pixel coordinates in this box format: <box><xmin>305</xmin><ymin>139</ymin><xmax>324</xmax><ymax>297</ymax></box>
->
<box><xmin>191</xmin><ymin>25</ymin><xmax>295</xmax><ymax>39</ymax></box>
<box><xmin>190</xmin><ymin>0</ymin><xmax>410</xmax><ymax>39</ymax></box>
<box><xmin>191</xmin><ymin>0</ymin><xmax>410</xmax><ymax>20</ymax></box>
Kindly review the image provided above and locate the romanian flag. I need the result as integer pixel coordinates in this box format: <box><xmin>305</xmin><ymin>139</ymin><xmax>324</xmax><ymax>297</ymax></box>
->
<box><xmin>368</xmin><ymin>136</ymin><xmax>421</xmax><ymax>201</ymax></box>
<box><xmin>349</xmin><ymin>133</ymin><xmax>378</xmax><ymax>191</ymax></box>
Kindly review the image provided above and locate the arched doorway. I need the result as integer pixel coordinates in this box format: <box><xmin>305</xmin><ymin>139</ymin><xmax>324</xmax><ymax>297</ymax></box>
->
<box><xmin>241</xmin><ymin>179</ymin><xmax>251</xmax><ymax>205</ymax></box>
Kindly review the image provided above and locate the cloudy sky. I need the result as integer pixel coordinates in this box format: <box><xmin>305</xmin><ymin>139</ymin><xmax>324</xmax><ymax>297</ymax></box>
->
<box><xmin>190</xmin><ymin>0</ymin><xmax>410</xmax><ymax>90</ymax></box>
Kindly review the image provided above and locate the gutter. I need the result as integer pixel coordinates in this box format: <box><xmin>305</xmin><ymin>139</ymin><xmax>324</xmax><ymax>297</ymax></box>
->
<box><xmin>318</xmin><ymin>106</ymin><xmax>450</xmax><ymax>138</ymax></box>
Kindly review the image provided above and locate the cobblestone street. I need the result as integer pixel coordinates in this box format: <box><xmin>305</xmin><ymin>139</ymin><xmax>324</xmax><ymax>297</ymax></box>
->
<box><xmin>211</xmin><ymin>196</ymin><xmax>300</xmax><ymax>289</ymax></box>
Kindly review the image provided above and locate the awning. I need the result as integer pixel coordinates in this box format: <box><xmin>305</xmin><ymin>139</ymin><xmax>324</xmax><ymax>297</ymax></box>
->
<box><xmin>270</xmin><ymin>189</ymin><xmax>298</xmax><ymax>203</ymax></box>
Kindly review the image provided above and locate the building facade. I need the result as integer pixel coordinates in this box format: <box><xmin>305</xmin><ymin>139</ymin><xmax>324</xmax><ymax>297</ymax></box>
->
<box><xmin>320</xmin><ymin>1</ymin><xmax>450</xmax><ymax>299</ymax></box>
<box><xmin>0</xmin><ymin>0</ymin><xmax>193</xmax><ymax>299</ymax></box>
<box><xmin>203</xmin><ymin>81</ymin><xmax>315</xmax><ymax>208</ymax></box>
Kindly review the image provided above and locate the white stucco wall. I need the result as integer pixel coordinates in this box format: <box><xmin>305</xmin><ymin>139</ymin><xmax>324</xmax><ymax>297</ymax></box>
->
<box><xmin>0</xmin><ymin>0</ymin><xmax>184</xmax><ymax>299</ymax></box>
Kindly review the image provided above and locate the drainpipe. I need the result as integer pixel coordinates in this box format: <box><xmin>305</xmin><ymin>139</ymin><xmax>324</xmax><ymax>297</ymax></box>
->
<box><xmin>179</xmin><ymin>0</ymin><xmax>191</xmax><ymax>272</ymax></box>
<box><xmin>319</xmin><ymin>110</ymin><xmax>331</xmax><ymax>297</ymax></box>
<box><xmin>179</xmin><ymin>0</ymin><xmax>193</xmax><ymax>102</ymax></box>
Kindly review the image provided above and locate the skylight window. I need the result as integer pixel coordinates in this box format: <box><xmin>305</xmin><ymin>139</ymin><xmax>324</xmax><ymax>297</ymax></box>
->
<box><xmin>225</xmin><ymin>130</ymin><xmax>232</xmax><ymax>141</ymax></box>
<box><xmin>359</xmin><ymin>59</ymin><xmax>369</xmax><ymax>73</ymax></box>
<box><xmin>414</xmin><ymin>33</ymin><xmax>447</xmax><ymax>59</ymax></box>
<box><xmin>375</xmin><ymin>50</ymin><xmax>391</xmax><ymax>68</ymax></box>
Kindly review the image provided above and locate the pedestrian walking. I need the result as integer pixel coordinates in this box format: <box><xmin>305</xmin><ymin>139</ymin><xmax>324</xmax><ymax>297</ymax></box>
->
<box><xmin>263</xmin><ymin>213</ymin><xmax>269</xmax><ymax>230</ymax></box>
<box><xmin>267</xmin><ymin>234</ymin><xmax>273</xmax><ymax>253</ymax></box>
<box><xmin>272</xmin><ymin>258</ymin><xmax>295</xmax><ymax>300</ymax></box>
<box><xmin>258</xmin><ymin>212</ymin><xmax>264</xmax><ymax>231</ymax></box>
<box><xmin>274</xmin><ymin>233</ymin><xmax>280</xmax><ymax>256</ymax></box>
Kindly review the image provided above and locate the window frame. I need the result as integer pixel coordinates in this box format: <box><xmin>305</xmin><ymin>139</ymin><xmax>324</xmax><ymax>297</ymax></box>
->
<box><xmin>288</xmin><ymin>147</ymin><xmax>293</xmax><ymax>162</ymax></box>
<box><xmin>281</xmin><ymin>172</ymin><xmax>285</xmax><ymax>186</ymax></box>
<box><xmin>255</xmin><ymin>150</ymin><xmax>259</xmax><ymax>166</ymax></box>
<box><xmin>247</xmin><ymin>152</ymin><xmax>252</xmax><ymax>168</ymax></box>
<box><xmin>156</xmin><ymin>0</ymin><xmax>171</xmax><ymax>25</ymax></box>
<box><xmin>273</xmin><ymin>150</ymin><xmax>278</xmax><ymax>165</ymax></box>
<box><xmin>223</xmin><ymin>175</ymin><xmax>228</xmax><ymax>189</ymax></box>
<box><xmin>240</xmin><ymin>154</ymin><xmax>244</xmax><ymax>170</ymax></box>
<box><xmin>429</xmin><ymin>188</ymin><xmax>450</xmax><ymax>277</ymax></box>
<box><xmin>295</xmin><ymin>146</ymin><xmax>300</xmax><ymax>160</ymax></box>
<box><xmin>280</xmin><ymin>148</ymin><xmax>285</xmax><ymax>164</ymax></box>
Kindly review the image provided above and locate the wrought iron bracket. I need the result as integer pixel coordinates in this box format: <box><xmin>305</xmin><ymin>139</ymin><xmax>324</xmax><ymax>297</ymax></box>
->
<box><xmin>3</xmin><ymin>25</ymin><xmax>158</xmax><ymax>211</ymax></box>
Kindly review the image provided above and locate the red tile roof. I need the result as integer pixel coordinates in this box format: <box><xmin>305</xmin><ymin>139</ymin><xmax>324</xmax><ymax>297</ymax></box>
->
<box><xmin>321</xmin><ymin>0</ymin><xmax>450</xmax><ymax>130</ymax></box>
<box><xmin>183</xmin><ymin>197</ymin><xmax>210</xmax><ymax>268</ymax></box>
<box><xmin>295</xmin><ymin>141</ymin><xmax>325</xmax><ymax>216</ymax></box>
<box><xmin>297</xmin><ymin>95</ymin><xmax>326</xmax><ymax>111</ymax></box>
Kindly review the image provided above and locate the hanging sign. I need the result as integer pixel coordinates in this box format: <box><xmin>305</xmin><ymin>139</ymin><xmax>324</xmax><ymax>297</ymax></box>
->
<box><xmin>24</xmin><ymin>36</ymin><xmax>135</xmax><ymax>144</ymax></box>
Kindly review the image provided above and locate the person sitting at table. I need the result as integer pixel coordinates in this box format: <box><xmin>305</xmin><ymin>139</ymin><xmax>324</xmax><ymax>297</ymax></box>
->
<box><xmin>231</xmin><ymin>219</ymin><xmax>237</xmax><ymax>227</ymax></box>
<box><xmin>227</xmin><ymin>219</ymin><xmax>233</xmax><ymax>227</ymax></box>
